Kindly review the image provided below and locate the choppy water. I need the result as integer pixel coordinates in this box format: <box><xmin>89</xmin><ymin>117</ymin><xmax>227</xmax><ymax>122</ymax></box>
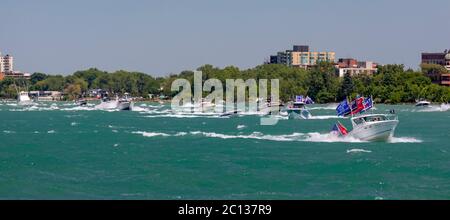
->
<box><xmin>0</xmin><ymin>101</ymin><xmax>449</xmax><ymax>199</ymax></box>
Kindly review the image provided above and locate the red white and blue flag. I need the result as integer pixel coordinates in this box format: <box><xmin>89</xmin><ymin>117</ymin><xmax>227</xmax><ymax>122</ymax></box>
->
<box><xmin>331</xmin><ymin>121</ymin><xmax>348</xmax><ymax>136</ymax></box>
<box><xmin>362</xmin><ymin>97</ymin><xmax>373</xmax><ymax>112</ymax></box>
<box><xmin>337</xmin><ymin>96</ymin><xmax>374</xmax><ymax>116</ymax></box>
<box><xmin>350</xmin><ymin>97</ymin><xmax>365</xmax><ymax>115</ymax></box>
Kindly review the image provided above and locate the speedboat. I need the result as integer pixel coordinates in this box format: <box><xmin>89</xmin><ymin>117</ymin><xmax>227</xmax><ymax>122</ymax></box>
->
<box><xmin>415</xmin><ymin>100</ymin><xmax>431</xmax><ymax>107</ymax></box>
<box><xmin>348</xmin><ymin>114</ymin><xmax>399</xmax><ymax>141</ymax></box>
<box><xmin>440</xmin><ymin>103</ymin><xmax>449</xmax><ymax>111</ymax></box>
<box><xmin>333</xmin><ymin>96</ymin><xmax>399</xmax><ymax>142</ymax></box>
<box><xmin>95</xmin><ymin>96</ymin><xmax>119</xmax><ymax>110</ymax></box>
<box><xmin>118</xmin><ymin>99</ymin><xmax>132</xmax><ymax>111</ymax></box>
<box><xmin>117</xmin><ymin>94</ymin><xmax>133</xmax><ymax>111</ymax></box>
<box><xmin>17</xmin><ymin>91</ymin><xmax>34</xmax><ymax>105</ymax></box>
<box><xmin>220</xmin><ymin>110</ymin><xmax>241</xmax><ymax>117</ymax></box>
<box><xmin>285</xmin><ymin>101</ymin><xmax>312</xmax><ymax>119</ymax></box>
<box><xmin>257</xmin><ymin>98</ymin><xmax>284</xmax><ymax>113</ymax></box>
<box><xmin>182</xmin><ymin>98</ymin><xmax>217</xmax><ymax>113</ymax></box>
<box><xmin>195</xmin><ymin>98</ymin><xmax>216</xmax><ymax>111</ymax></box>
<box><xmin>76</xmin><ymin>98</ymin><xmax>87</xmax><ymax>106</ymax></box>
<box><xmin>95</xmin><ymin>94</ymin><xmax>134</xmax><ymax>111</ymax></box>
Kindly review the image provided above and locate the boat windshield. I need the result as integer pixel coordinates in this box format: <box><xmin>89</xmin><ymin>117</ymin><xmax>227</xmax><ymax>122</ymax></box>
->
<box><xmin>292</xmin><ymin>103</ymin><xmax>305</xmax><ymax>108</ymax></box>
<box><xmin>353</xmin><ymin>115</ymin><xmax>388</xmax><ymax>124</ymax></box>
<box><xmin>363</xmin><ymin>115</ymin><xmax>387</xmax><ymax>122</ymax></box>
<box><xmin>353</xmin><ymin>117</ymin><xmax>365</xmax><ymax>125</ymax></box>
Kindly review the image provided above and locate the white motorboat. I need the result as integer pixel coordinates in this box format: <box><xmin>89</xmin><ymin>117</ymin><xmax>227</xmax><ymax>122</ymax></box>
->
<box><xmin>285</xmin><ymin>101</ymin><xmax>312</xmax><ymax>119</ymax></box>
<box><xmin>195</xmin><ymin>98</ymin><xmax>216</xmax><ymax>111</ymax></box>
<box><xmin>415</xmin><ymin>100</ymin><xmax>431</xmax><ymax>107</ymax></box>
<box><xmin>117</xmin><ymin>99</ymin><xmax>132</xmax><ymax>111</ymax></box>
<box><xmin>220</xmin><ymin>110</ymin><xmax>241</xmax><ymax>117</ymax></box>
<box><xmin>95</xmin><ymin>94</ymin><xmax>134</xmax><ymax>111</ymax></box>
<box><xmin>117</xmin><ymin>93</ymin><xmax>134</xmax><ymax>111</ymax></box>
<box><xmin>348</xmin><ymin>114</ymin><xmax>399</xmax><ymax>141</ymax></box>
<box><xmin>76</xmin><ymin>98</ymin><xmax>87</xmax><ymax>106</ymax></box>
<box><xmin>181</xmin><ymin>98</ymin><xmax>217</xmax><ymax>112</ymax></box>
<box><xmin>257</xmin><ymin>98</ymin><xmax>283</xmax><ymax>113</ymax></box>
<box><xmin>440</xmin><ymin>103</ymin><xmax>449</xmax><ymax>111</ymax></box>
<box><xmin>95</xmin><ymin>97</ymin><xmax>118</xmax><ymax>110</ymax></box>
<box><xmin>333</xmin><ymin>96</ymin><xmax>399</xmax><ymax>142</ymax></box>
<box><xmin>17</xmin><ymin>91</ymin><xmax>34</xmax><ymax>105</ymax></box>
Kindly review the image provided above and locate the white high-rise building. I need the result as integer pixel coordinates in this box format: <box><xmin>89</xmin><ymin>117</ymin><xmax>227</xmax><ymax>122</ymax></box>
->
<box><xmin>0</xmin><ymin>53</ymin><xmax>14</xmax><ymax>73</ymax></box>
<box><xmin>0</xmin><ymin>52</ymin><xmax>3</xmax><ymax>73</ymax></box>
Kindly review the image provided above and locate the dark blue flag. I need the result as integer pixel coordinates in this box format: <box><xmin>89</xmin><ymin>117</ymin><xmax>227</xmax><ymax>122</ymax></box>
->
<box><xmin>336</xmin><ymin>99</ymin><xmax>351</xmax><ymax>116</ymax></box>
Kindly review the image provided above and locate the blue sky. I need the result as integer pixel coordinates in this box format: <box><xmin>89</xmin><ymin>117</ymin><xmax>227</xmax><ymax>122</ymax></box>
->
<box><xmin>1</xmin><ymin>0</ymin><xmax>449</xmax><ymax>76</ymax></box>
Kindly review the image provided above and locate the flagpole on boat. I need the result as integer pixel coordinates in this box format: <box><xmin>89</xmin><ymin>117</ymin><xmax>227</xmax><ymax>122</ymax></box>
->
<box><xmin>348</xmin><ymin>96</ymin><xmax>353</xmax><ymax>118</ymax></box>
<box><xmin>371</xmin><ymin>95</ymin><xmax>374</xmax><ymax>114</ymax></box>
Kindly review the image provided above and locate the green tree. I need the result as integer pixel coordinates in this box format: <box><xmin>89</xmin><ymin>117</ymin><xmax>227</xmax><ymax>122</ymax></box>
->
<box><xmin>338</xmin><ymin>72</ymin><xmax>354</xmax><ymax>100</ymax></box>
<box><xmin>30</xmin><ymin>72</ymin><xmax>48</xmax><ymax>85</ymax></box>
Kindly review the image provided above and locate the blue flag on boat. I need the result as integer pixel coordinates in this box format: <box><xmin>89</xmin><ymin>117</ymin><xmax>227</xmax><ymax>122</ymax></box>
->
<box><xmin>362</xmin><ymin>97</ymin><xmax>373</xmax><ymax>112</ymax></box>
<box><xmin>305</xmin><ymin>96</ymin><xmax>315</xmax><ymax>104</ymax></box>
<box><xmin>296</xmin><ymin>95</ymin><xmax>314</xmax><ymax>104</ymax></box>
<box><xmin>336</xmin><ymin>99</ymin><xmax>351</xmax><ymax>116</ymax></box>
<box><xmin>331</xmin><ymin>123</ymin><xmax>339</xmax><ymax>134</ymax></box>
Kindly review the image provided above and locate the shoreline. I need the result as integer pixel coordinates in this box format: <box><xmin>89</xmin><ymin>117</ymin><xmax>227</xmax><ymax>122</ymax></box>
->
<box><xmin>0</xmin><ymin>98</ymin><xmax>447</xmax><ymax>105</ymax></box>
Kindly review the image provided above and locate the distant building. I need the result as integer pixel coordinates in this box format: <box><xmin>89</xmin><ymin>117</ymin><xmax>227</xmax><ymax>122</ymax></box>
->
<box><xmin>269</xmin><ymin>55</ymin><xmax>278</xmax><ymax>64</ymax></box>
<box><xmin>0</xmin><ymin>51</ymin><xmax>31</xmax><ymax>80</ymax></box>
<box><xmin>88</xmin><ymin>89</ymin><xmax>108</xmax><ymax>99</ymax></box>
<box><xmin>268</xmin><ymin>45</ymin><xmax>335</xmax><ymax>68</ymax></box>
<box><xmin>421</xmin><ymin>50</ymin><xmax>450</xmax><ymax>86</ymax></box>
<box><xmin>293</xmin><ymin>45</ymin><xmax>309</xmax><ymax>52</ymax></box>
<box><xmin>29</xmin><ymin>91</ymin><xmax>63</xmax><ymax>101</ymax></box>
<box><xmin>421</xmin><ymin>50</ymin><xmax>450</xmax><ymax>70</ymax></box>
<box><xmin>0</xmin><ymin>53</ymin><xmax>14</xmax><ymax>73</ymax></box>
<box><xmin>336</xmin><ymin>58</ymin><xmax>378</xmax><ymax>77</ymax></box>
<box><xmin>4</xmin><ymin>71</ymin><xmax>31</xmax><ymax>79</ymax></box>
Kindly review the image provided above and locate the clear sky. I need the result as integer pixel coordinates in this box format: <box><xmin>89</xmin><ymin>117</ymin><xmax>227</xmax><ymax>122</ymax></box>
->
<box><xmin>1</xmin><ymin>0</ymin><xmax>449</xmax><ymax>76</ymax></box>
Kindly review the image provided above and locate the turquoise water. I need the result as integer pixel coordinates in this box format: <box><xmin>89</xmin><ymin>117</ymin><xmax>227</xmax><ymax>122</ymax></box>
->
<box><xmin>0</xmin><ymin>102</ymin><xmax>449</xmax><ymax>199</ymax></box>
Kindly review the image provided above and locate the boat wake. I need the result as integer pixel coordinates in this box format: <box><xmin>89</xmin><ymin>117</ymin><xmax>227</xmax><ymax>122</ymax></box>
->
<box><xmin>347</xmin><ymin>149</ymin><xmax>372</xmax><ymax>154</ymax></box>
<box><xmin>308</xmin><ymin>104</ymin><xmax>338</xmax><ymax>110</ymax></box>
<box><xmin>237</xmin><ymin>125</ymin><xmax>247</xmax><ymax>130</ymax></box>
<box><xmin>132</xmin><ymin>131</ymin><xmax>187</xmax><ymax>137</ymax></box>
<box><xmin>414</xmin><ymin>104</ymin><xmax>449</xmax><ymax>112</ymax></box>
<box><xmin>143</xmin><ymin>113</ymin><xmax>223</xmax><ymax>119</ymax></box>
<box><xmin>131</xmin><ymin>130</ymin><xmax>424</xmax><ymax>144</ymax></box>
<box><xmin>131</xmin><ymin>130</ymin><xmax>366</xmax><ymax>143</ymax></box>
<box><xmin>387</xmin><ymin>136</ymin><xmax>422</xmax><ymax>143</ymax></box>
<box><xmin>307</xmin><ymin>115</ymin><xmax>342</xmax><ymax>120</ymax></box>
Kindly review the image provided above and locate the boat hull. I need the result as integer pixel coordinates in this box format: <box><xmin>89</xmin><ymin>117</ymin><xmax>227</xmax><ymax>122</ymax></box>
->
<box><xmin>18</xmin><ymin>94</ymin><xmax>33</xmax><ymax>105</ymax></box>
<box><xmin>18</xmin><ymin>100</ymin><xmax>34</xmax><ymax>106</ymax></box>
<box><xmin>287</xmin><ymin>109</ymin><xmax>311</xmax><ymax>119</ymax></box>
<box><xmin>77</xmin><ymin>100</ymin><xmax>87</xmax><ymax>106</ymax></box>
<box><xmin>349</xmin><ymin>120</ymin><xmax>399</xmax><ymax>141</ymax></box>
<box><xmin>95</xmin><ymin>100</ymin><xmax>118</xmax><ymax>110</ymax></box>
<box><xmin>117</xmin><ymin>101</ymin><xmax>132</xmax><ymax>111</ymax></box>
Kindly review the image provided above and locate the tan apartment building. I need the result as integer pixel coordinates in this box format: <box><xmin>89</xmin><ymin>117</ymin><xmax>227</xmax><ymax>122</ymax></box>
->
<box><xmin>290</xmin><ymin>51</ymin><xmax>335</xmax><ymax>67</ymax></box>
<box><xmin>269</xmin><ymin>45</ymin><xmax>335</xmax><ymax>68</ymax></box>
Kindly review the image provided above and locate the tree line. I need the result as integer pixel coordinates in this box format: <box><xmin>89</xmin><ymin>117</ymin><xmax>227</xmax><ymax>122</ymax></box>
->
<box><xmin>0</xmin><ymin>62</ymin><xmax>449</xmax><ymax>103</ymax></box>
